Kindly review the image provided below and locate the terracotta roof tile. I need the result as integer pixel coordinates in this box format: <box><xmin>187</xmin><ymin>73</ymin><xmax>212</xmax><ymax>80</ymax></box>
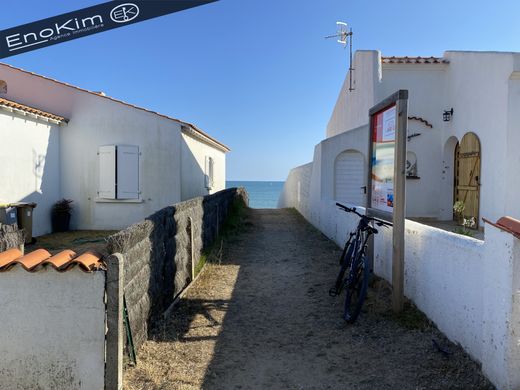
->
<box><xmin>43</xmin><ymin>249</ymin><xmax>77</xmax><ymax>269</ymax></box>
<box><xmin>0</xmin><ymin>248</ymin><xmax>104</xmax><ymax>273</ymax></box>
<box><xmin>0</xmin><ymin>248</ymin><xmax>23</xmax><ymax>267</ymax></box>
<box><xmin>497</xmin><ymin>217</ymin><xmax>520</xmax><ymax>238</ymax></box>
<box><xmin>0</xmin><ymin>97</ymin><xmax>67</xmax><ymax>123</ymax></box>
<box><xmin>63</xmin><ymin>251</ymin><xmax>103</xmax><ymax>272</ymax></box>
<box><xmin>483</xmin><ymin>216</ymin><xmax>520</xmax><ymax>240</ymax></box>
<box><xmin>382</xmin><ymin>56</ymin><xmax>449</xmax><ymax>65</ymax></box>
<box><xmin>17</xmin><ymin>249</ymin><xmax>52</xmax><ymax>271</ymax></box>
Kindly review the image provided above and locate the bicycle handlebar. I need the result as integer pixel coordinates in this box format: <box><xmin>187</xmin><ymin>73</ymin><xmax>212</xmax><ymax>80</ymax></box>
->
<box><xmin>335</xmin><ymin>202</ymin><xmax>393</xmax><ymax>227</ymax></box>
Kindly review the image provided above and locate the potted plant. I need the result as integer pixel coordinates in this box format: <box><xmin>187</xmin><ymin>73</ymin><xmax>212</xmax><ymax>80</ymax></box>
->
<box><xmin>453</xmin><ymin>200</ymin><xmax>465</xmax><ymax>225</ymax></box>
<box><xmin>51</xmin><ymin>199</ymin><xmax>73</xmax><ymax>232</ymax></box>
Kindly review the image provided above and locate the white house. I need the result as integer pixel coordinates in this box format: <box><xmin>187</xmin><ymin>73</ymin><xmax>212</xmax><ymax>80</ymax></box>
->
<box><xmin>281</xmin><ymin>50</ymin><xmax>520</xmax><ymax>227</ymax></box>
<box><xmin>0</xmin><ymin>63</ymin><xmax>229</xmax><ymax>236</ymax></box>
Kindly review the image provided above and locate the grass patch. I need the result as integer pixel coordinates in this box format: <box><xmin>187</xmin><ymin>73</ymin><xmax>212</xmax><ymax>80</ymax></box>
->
<box><xmin>193</xmin><ymin>197</ymin><xmax>248</xmax><ymax>277</ymax></box>
<box><xmin>194</xmin><ymin>253</ymin><xmax>207</xmax><ymax>276</ymax></box>
<box><xmin>27</xmin><ymin>230</ymin><xmax>116</xmax><ymax>255</ymax></box>
<box><xmin>452</xmin><ymin>227</ymin><xmax>475</xmax><ymax>237</ymax></box>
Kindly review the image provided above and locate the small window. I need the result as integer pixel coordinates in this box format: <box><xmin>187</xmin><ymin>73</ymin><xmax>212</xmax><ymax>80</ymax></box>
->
<box><xmin>98</xmin><ymin>145</ymin><xmax>140</xmax><ymax>200</ymax></box>
<box><xmin>205</xmin><ymin>156</ymin><xmax>214</xmax><ymax>190</ymax></box>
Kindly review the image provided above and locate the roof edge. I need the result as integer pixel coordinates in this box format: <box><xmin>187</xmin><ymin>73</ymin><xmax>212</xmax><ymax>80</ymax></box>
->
<box><xmin>0</xmin><ymin>97</ymin><xmax>67</xmax><ymax>124</ymax></box>
<box><xmin>181</xmin><ymin>124</ymin><xmax>230</xmax><ymax>153</ymax></box>
<box><xmin>0</xmin><ymin>62</ymin><xmax>226</xmax><ymax>148</ymax></box>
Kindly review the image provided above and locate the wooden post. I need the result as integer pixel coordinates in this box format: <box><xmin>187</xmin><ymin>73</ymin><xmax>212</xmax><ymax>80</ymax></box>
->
<box><xmin>188</xmin><ymin>217</ymin><xmax>195</xmax><ymax>280</ymax></box>
<box><xmin>392</xmin><ymin>92</ymin><xmax>408</xmax><ymax>313</ymax></box>
<box><xmin>106</xmin><ymin>253</ymin><xmax>124</xmax><ymax>390</ymax></box>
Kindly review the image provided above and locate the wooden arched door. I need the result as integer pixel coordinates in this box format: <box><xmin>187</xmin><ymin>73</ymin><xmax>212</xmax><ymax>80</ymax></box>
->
<box><xmin>454</xmin><ymin>133</ymin><xmax>481</xmax><ymax>227</ymax></box>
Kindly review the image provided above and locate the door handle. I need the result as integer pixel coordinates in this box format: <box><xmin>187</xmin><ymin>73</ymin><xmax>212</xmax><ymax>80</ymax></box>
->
<box><xmin>361</xmin><ymin>186</ymin><xmax>367</xmax><ymax>194</ymax></box>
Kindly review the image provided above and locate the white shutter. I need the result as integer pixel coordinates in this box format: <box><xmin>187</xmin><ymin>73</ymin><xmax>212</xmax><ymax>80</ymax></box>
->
<box><xmin>98</xmin><ymin>145</ymin><xmax>116</xmax><ymax>199</ymax></box>
<box><xmin>335</xmin><ymin>151</ymin><xmax>365</xmax><ymax>206</ymax></box>
<box><xmin>204</xmin><ymin>156</ymin><xmax>212</xmax><ymax>189</ymax></box>
<box><xmin>208</xmin><ymin>157</ymin><xmax>214</xmax><ymax>189</ymax></box>
<box><xmin>117</xmin><ymin>145</ymin><xmax>139</xmax><ymax>199</ymax></box>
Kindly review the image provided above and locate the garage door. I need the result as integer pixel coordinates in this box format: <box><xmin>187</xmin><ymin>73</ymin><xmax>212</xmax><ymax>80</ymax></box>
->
<box><xmin>335</xmin><ymin>150</ymin><xmax>365</xmax><ymax>206</ymax></box>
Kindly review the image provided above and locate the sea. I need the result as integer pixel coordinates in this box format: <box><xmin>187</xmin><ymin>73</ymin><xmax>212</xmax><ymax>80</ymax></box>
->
<box><xmin>226</xmin><ymin>181</ymin><xmax>285</xmax><ymax>209</ymax></box>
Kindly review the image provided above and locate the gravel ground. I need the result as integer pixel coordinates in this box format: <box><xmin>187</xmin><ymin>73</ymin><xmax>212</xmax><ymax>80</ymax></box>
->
<box><xmin>124</xmin><ymin>208</ymin><xmax>493</xmax><ymax>390</ymax></box>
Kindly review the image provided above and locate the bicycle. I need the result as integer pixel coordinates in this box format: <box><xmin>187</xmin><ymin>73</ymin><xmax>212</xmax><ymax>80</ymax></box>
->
<box><xmin>329</xmin><ymin>202</ymin><xmax>392</xmax><ymax>323</ymax></box>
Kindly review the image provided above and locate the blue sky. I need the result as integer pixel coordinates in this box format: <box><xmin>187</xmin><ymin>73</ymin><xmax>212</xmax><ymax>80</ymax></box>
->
<box><xmin>3</xmin><ymin>0</ymin><xmax>520</xmax><ymax>180</ymax></box>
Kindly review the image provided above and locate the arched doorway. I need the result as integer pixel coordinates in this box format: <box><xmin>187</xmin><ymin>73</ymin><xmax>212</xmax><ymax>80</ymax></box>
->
<box><xmin>334</xmin><ymin>150</ymin><xmax>366</xmax><ymax>206</ymax></box>
<box><xmin>454</xmin><ymin>132</ymin><xmax>481</xmax><ymax>227</ymax></box>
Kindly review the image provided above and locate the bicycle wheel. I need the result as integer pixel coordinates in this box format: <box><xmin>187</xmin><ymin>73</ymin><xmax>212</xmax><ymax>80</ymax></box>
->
<box><xmin>330</xmin><ymin>236</ymin><xmax>357</xmax><ymax>296</ymax></box>
<box><xmin>343</xmin><ymin>254</ymin><xmax>370</xmax><ymax>323</ymax></box>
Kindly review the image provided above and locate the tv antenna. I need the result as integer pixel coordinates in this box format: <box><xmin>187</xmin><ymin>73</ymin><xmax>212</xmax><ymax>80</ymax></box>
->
<box><xmin>325</xmin><ymin>22</ymin><xmax>355</xmax><ymax>92</ymax></box>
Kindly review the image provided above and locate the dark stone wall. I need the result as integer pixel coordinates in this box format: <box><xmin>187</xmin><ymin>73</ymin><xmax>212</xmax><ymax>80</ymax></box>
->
<box><xmin>0</xmin><ymin>224</ymin><xmax>24</xmax><ymax>252</ymax></box>
<box><xmin>107</xmin><ymin>188</ymin><xmax>248</xmax><ymax>349</ymax></box>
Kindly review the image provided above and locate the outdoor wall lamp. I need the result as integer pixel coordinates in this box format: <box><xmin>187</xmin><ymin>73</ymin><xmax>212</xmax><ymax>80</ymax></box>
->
<box><xmin>443</xmin><ymin>108</ymin><xmax>454</xmax><ymax>122</ymax></box>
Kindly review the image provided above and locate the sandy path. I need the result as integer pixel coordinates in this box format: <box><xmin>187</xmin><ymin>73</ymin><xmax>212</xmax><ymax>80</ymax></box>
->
<box><xmin>124</xmin><ymin>208</ymin><xmax>493</xmax><ymax>390</ymax></box>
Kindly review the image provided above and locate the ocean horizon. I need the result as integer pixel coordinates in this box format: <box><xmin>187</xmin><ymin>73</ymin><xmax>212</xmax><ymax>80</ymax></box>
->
<box><xmin>226</xmin><ymin>181</ymin><xmax>284</xmax><ymax>209</ymax></box>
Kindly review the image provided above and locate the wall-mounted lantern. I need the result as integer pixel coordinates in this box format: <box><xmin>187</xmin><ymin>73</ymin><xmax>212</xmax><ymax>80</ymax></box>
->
<box><xmin>443</xmin><ymin>108</ymin><xmax>454</xmax><ymax>122</ymax></box>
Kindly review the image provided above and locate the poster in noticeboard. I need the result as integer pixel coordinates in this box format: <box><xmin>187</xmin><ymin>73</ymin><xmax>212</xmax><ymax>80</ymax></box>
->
<box><xmin>370</xmin><ymin>105</ymin><xmax>396</xmax><ymax>213</ymax></box>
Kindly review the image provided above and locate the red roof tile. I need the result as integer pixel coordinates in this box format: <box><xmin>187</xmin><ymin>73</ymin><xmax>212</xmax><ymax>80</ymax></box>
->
<box><xmin>497</xmin><ymin>217</ymin><xmax>520</xmax><ymax>238</ymax></box>
<box><xmin>0</xmin><ymin>97</ymin><xmax>67</xmax><ymax>123</ymax></box>
<box><xmin>483</xmin><ymin>216</ymin><xmax>520</xmax><ymax>240</ymax></box>
<box><xmin>0</xmin><ymin>248</ymin><xmax>23</xmax><ymax>267</ymax></box>
<box><xmin>382</xmin><ymin>56</ymin><xmax>449</xmax><ymax>65</ymax></box>
<box><xmin>0</xmin><ymin>248</ymin><xmax>104</xmax><ymax>273</ymax></box>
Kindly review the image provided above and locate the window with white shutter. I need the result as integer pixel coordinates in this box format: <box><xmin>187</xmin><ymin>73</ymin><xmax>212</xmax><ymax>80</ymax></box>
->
<box><xmin>205</xmin><ymin>156</ymin><xmax>214</xmax><ymax>190</ymax></box>
<box><xmin>117</xmin><ymin>145</ymin><xmax>140</xmax><ymax>199</ymax></box>
<box><xmin>98</xmin><ymin>145</ymin><xmax>116</xmax><ymax>199</ymax></box>
<box><xmin>98</xmin><ymin>145</ymin><xmax>140</xmax><ymax>200</ymax></box>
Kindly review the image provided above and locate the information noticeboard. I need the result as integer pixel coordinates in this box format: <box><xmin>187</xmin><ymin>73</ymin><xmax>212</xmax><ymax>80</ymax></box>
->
<box><xmin>367</xmin><ymin>90</ymin><xmax>408</xmax><ymax>222</ymax></box>
<box><xmin>370</xmin><ymin>104</ymin><xmax>397</xmax><ymax>213</ymax></box>
<box><xmin>367</xmin><ymin>90</ymin><xmax>408</xmax><ymax>313</ymax></box>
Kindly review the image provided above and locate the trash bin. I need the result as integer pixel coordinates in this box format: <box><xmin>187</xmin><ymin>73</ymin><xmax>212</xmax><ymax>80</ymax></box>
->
<box><xmin>11</xmin><ymin>202</ymin><xmax>37</xmax><ymax>244</ymax></box>
<box><xmin>0</xmin><ymin>204</ymin><xmax>18</xmax><ymax>225</ymax></box>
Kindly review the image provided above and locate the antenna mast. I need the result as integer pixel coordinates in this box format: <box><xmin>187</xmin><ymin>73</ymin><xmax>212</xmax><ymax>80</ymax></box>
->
<box><xmin>325</xmin><ymin>22</ymin><xmax>355</xmax><ymax>92</ymax></box>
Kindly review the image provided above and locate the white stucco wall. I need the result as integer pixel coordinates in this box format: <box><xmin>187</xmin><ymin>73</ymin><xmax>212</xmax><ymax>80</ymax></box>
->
<box><xmin>181</xmin><ymin>132</ymin><xmax>226</xmax><ymax>200</ymax></box>
<box><xmin>441</xmin><ymin>51</ymin><xmax>519</xmax><ymax>223</ymax></box>
<box><xmin>0</xmin><ymin>268</ymin><xmax>105</xmax><ymax>389</ymax></box>
<box><xmin>378</xmin><ymin>64</ymin><xmax>446</xmax><ymax>218</ymax></box>
<box><xmin>0</xmin><ymin>111</ymin><xmax>61</xmax><ymax>236</ymax></box>
<box><xmin>278</xmin><ymin>162</ymin><xmax>312</xmax><ymax>218</ymax></box>
<box><xmin>327</xmin><ymin>51</ymin><xmax>380</xmax><ymax>138</ymax></box>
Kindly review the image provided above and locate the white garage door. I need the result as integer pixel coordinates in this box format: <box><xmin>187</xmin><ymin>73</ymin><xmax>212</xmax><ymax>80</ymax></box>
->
<box><xmin>335</xmin><ymin>150</ymin><xmax>365</xmax><ymax>206</ymax></box>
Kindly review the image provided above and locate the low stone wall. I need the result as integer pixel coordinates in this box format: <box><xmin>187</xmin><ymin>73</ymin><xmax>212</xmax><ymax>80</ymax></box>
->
<box><xmin>107</xmin><ymin>188</ymin><xmax>248</xmax><ymax>349</ymax></box>
<box><xmin>0</xmin><ymin>224</ymin><xmax>24</xmax><ymax>252</ymax></box>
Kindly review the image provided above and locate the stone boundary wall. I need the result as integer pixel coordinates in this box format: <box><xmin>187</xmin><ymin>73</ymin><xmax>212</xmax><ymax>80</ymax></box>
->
<box><xmin>107</xmin><ymin>188</ymin><xmax>248</xmax><ymax>349</ymax></box>
<box><xmin>0</xmin><ymin>224</ymin><xmax>24</xmax><ymax>252</ymax></box>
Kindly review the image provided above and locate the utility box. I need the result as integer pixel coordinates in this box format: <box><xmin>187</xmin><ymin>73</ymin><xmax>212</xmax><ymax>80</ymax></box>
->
<box><xmin>0</xmin><ymin>205</ymin><xmax>18</xmax><ymax>225</ymax></box>
<box><xmin>11</xmin><ymin>203</ymin><xmax>37</xmax><ymax>244</ymax></box>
